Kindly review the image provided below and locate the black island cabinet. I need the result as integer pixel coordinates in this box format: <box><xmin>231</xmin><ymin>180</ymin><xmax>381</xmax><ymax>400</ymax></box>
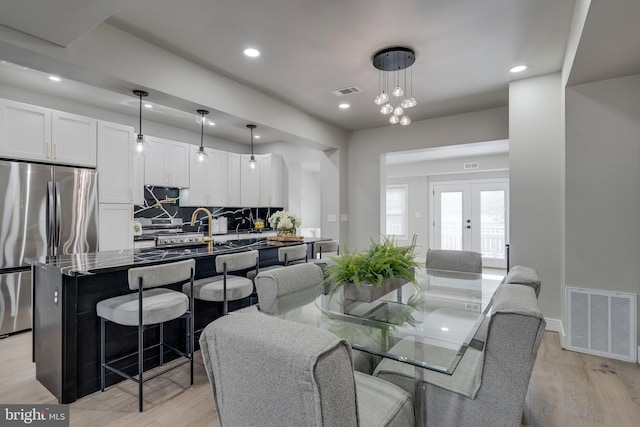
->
<box><xmin>27</xmin><ymin>238</ymin><xmax>322</xmax><ymax>404</ymax></box>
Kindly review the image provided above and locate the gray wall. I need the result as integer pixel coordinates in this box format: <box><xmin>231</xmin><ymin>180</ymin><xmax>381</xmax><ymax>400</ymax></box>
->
<box><xmin>348</xmin><ymin>107</ymin><xmax>509</xmax><ymax>250</ymax></box>
<box><xmin>385</xmin><ymin>153</ymin><xmax>509</xmax><ymax>260</ymax></box>
<box><xmin>565</xmin><ymin>74</ymin><xmax>640</xmax><ymax>341</ymax></box>
<box><xmin>509</xmin><ymin>73</ymin><xmax>565</xmax><ymax>324</ymax></box>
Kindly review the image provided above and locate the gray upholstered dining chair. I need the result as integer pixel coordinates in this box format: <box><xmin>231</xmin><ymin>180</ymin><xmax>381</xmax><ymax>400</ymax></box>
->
<box><xmin>253</xmin><ymin>262</ymin><xmax>324</xmax><ymax>315</ymax></box>
<box><xmin>96</xmin><ymin>259</ymin><xmax>196</xmax><ymax>412</ymax></box>
<box><xmin>253</xmin><ymin>262</ymin><xmax>382</xmax><ymax>374</ymax></box>
<box><xmin>504</xmin><ymin>265</ymin><xmax>542</xmax><ymax>297</ymax></box>
<box><xmin>183</xmin><ymin>250</ymin><xmax>258</xmax><ymax>316</ymax></box>
<box><xmin>425</xmin><ymin>249</ymin><xmax>482</xmax><ymax>273</ymax></box>
<box><xmin>199</xmin><ymin>312</ymin><xmax>415</xmax><ymax>427</ymax></box>
<box><xmin>373</xmin><ymin>283</ymin><xmax>545</xmax><ymax>426</ymax></box>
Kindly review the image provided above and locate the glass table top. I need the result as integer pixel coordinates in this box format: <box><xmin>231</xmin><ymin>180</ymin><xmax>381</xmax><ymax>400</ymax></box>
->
<box><xmin>265</xmin><ymin>267</ymin><xmax>503</xmax><ymax>374</ymax></box>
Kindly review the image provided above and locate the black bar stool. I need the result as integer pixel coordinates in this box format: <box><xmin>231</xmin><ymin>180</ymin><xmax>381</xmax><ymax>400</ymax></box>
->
<box><xmin>96</xmin><ymin>259</ymin><xmax>195</xmax><ymax>412</ymax></box>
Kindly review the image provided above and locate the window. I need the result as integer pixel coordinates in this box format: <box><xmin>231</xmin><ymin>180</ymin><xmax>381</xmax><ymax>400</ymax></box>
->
<box><xmin>386</xmin><ymin>185</ymin><xmax>408</xmax><ymax>239</ymax></box>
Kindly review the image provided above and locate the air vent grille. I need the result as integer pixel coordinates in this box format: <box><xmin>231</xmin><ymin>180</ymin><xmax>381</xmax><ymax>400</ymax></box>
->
<box><xmin>463</xmin><ymin>162</ymin><xmax>479</xmax><ymax>170</ymax></box>
<box><xmin>566</xmin><ymin>287</ymin><xmax>636</xmax><ymax>362</ymax></box>
<box><xmin>331</xmin><ymin>86</ymin><xmax>362</xmax><ymax>97</ymax></box>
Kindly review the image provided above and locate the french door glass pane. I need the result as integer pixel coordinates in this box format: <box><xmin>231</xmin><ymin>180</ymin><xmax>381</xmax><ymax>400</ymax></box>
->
<box><xmin>440</xmin><ymin>192</ymin><xmax>462</xmax><ymax>250</ymax></box>
<box><xmin>480</xmin><ymin>190</ymin><xmax>505</xmax><ymax>259</ymax></box>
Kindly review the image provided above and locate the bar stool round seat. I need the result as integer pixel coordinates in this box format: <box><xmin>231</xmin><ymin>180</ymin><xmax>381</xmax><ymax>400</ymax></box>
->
<box><xmin>183</xmin><ymin>276</ymin><xmax>253</xmax><ymax>302</ymax></box>
<box><xmin>184</xmin><ymin>250</ymin><xmax>259</xmax><ymax>316</ymax></box>
<box><xmin>97</xmin><ymin>288</ymin><xmax>188</xmax><ymax>326</ymax></box>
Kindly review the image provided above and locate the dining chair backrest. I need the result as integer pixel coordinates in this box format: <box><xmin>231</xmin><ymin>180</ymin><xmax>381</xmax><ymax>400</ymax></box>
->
<box><xmin>128</xmin><ymin>259</ymin><xmax>196</xmax><ymax>290</ymax></box>
<box><xmin>200</xmin><ymin>313</ymin><xmax>359</xmax><ymax>426</ymax></box>
<box><xmin>254</xmin><ymin>263</ymin><xmax>323</xmax><ymax>314</ymax></box>
<box><xmin>425</xmin><ymin>249</ymin><xmax>482</xmax><ymax>273</ymax></box>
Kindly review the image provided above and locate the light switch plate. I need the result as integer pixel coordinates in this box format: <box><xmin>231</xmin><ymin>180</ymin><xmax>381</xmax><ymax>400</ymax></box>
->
<box><xmin>340</xmin><ymin>214</ymin><xmax>348</xmax><ymax>222</ymax></box>
<box><xmin>328</xmin><ymin>214</ymin><xmax>337</xmax><ymax>222</ymax></box>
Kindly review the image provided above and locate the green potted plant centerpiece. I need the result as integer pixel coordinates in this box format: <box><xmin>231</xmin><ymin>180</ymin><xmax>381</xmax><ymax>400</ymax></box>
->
<box><xmin>323</xmin><ymin>237</ymin><xmax>420</xmax><ymax>302</ymax></box>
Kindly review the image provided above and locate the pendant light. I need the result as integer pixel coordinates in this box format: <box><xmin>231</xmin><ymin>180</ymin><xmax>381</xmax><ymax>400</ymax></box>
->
<box><xmin>372</xmin><ymin>47</ymin><xmax>417</xmax><ymax>126</ymax></box>
<box><xmin>193</xmin><ymin>109</ymin><xmax>209</xmax><ymax>164</ymax></box>
<box><xmin>133</xmin><ymin>90</ymin><xmax>150</xmax><ymax>156</ymax></box>
<box><xmin>247</xmin><ymin>124</ymin><xmax>258</xmax><ymax>172</ymax></box>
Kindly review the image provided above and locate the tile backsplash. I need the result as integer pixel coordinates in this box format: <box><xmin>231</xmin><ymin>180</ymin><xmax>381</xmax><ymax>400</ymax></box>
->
<box><xmin>134</xmin><ymin>186</ymin><xmax>282</xmax><ymax>232</ymax></box>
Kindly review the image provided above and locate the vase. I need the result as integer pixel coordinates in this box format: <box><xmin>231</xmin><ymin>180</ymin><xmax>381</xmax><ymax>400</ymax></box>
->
<box><xmin>277</xmin><ymin>227</ymin><xmax>296</xmax><ymax>237</ymax></box>
<box><xmin>343</xmin><ymin>277</ymin><xmax>409</xmax><ymax>303</ymax></box>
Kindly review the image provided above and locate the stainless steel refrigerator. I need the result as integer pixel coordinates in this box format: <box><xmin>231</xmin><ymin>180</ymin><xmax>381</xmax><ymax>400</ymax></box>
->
<box><xmin>0</xmin><ymin>159</ymin><xmax>98</xmax><ymax>336</ymax></box>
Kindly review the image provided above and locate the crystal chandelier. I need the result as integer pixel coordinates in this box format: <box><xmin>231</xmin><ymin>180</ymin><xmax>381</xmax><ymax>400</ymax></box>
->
<box><xmin>373</xmin><ymin>47</ymin><xmax>416</xmax><ymax>126</ymax></box>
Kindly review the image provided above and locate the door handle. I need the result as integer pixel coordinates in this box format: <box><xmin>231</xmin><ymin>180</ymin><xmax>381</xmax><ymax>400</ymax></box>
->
<box><xmin>47</xmin><ymin>182</ymin><xmax>55</xmax><ymax>252</ymax></box>
<box><xmin>55</xmin><ymin>182</ymin><xmax>62</xmax><ymax>250</ymax></box>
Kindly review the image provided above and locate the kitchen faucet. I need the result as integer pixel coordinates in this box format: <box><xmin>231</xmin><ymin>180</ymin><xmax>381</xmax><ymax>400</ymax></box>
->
<box><xmin>191</xmin><ymin>207</ymin><xmax>214</xmax><ymax>252</ymax></box>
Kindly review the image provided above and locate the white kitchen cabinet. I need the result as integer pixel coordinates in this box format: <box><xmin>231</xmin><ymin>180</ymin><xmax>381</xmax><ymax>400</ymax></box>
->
<box><xmin>259</xmin><ymin>153</ymin><xmax>283</xmax><ymax>207</ymax></box>
<box><xmin>143</xmin><ymin>136</ymin><xmax>190</xmax><ymax>187</ymax></box>
<box><xmin>97</xmin><ymin>121</ymin><xmax>135</xmax><ymax>204</ymax></box>
<box><xmin>227</xmin><ymin>152</ymin><xmax>241</xmax><ymax>206</ymax></box>
<box><xmin>51</xmin><ymin>111</ymin><xmax>97</xmax><ymax>167</ymax></box>
<box><xmin>0</xmin><ymin>99</ymin><xmax>51</xmax><ymax>162</ymax></box>
<box><xmin>181</xmin><ymin>147</ymin><xmax>228</xmax><ymax>206</ymax></box>
<box><xmin>0</xmin><ymin>99</ymin><xmax>97</xmax><ymax>167</ymax></box>
<box><xmin>240</xmin><ymin>154</ymin><xmax>261</xmax><ymax>206</ymax></box>
<box><xmin>98</xmin><ymin>203</ymin><xmax>133</xmax><ymax>251</ymax></box>
<box><xmin>239</xmin><ymin>153</ymin><xmax>283</xmax><ymax>207</ymax></box>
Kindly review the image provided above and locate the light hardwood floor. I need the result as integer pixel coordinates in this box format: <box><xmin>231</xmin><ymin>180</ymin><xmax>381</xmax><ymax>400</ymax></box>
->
<box><xmin>1</xmin><ymin>331</ymin><xmax>639</xmax><ymax>426</ymax></box>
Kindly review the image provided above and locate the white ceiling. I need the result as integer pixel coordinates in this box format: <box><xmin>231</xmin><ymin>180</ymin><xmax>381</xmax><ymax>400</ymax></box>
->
<box><xmin>0</xmin><ymin>0</ymin><xmax>638</xmax><ymax>146</ymax></box>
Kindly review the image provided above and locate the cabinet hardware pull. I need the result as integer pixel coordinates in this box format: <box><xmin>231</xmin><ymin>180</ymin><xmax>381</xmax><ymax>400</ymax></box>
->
<box><xmin>46</xmin><ymin>143</ymin><xmax>51</xmax><ymax>158</ymax></box>
<box><xmin>53</xmin><ymin>144</ymin><xmax>58</xmax><ymax>159</ymax></box>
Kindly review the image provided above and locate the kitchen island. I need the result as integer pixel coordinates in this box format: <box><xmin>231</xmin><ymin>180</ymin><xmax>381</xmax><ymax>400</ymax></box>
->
<box><xmin>27</xmin><ymin>237</ymin><xmax>326</xmax><ymax>404</ymax></box>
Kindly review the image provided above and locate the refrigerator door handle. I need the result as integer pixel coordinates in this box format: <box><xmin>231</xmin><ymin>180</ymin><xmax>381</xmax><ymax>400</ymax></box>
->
<box><xmin>55</xmin><ymin>182</ymin><xmax>62</xmax><ymax>251</ymax></box>
<box><xmin>46</xmin><ymin>181</ymin><xmax>55</xmax><ymax>253</ymax></box>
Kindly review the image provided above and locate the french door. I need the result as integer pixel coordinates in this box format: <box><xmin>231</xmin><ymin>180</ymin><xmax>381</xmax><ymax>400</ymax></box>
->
<box><xmin>432</xmin><ymin>180</ymin><xmax>509</xmax><ymax>268</ymax></box>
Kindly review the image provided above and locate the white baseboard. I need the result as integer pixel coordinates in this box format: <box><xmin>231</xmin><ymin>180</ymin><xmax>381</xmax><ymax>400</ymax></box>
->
<box><xmin>544</xmin><ymin>317</ymin><xmax>567</xmax><ymax>348</ymax></box>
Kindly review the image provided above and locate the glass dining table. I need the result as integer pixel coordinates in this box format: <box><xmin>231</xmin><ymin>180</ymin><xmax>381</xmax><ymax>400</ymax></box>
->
<box><xmin>261</xmin><ymin>267</ymin><xmax>503</xmax><ymax>375</ymax></box>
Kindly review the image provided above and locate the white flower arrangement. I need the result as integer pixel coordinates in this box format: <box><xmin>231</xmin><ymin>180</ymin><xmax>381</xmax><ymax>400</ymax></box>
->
<box><xmin>268</xmin><ymin>211</ymin><xmax>302</xmax><ymax>230</ymax></box>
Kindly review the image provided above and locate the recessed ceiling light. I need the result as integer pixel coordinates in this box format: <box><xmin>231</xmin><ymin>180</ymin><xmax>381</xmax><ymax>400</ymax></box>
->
<box><xmin>441</xmin><ymin>327</ymin><xmax>449</xmax><ymax>332</ymax></box>
<box><xmin>49</xmin><ymin>75</ymin><xmax>61</xmax><ymax>82</ymax></box>
<box><xmin>208</xmin><ymin>120</ymin><xmax>215</xmax><ymax>126</ymax></box>
<box><xmin>244</xmin><ymin>48</ymin><xmax>260</xmax><ymax>58</ymax></box>
<box><xmin>509</xmin><ymin>65</ymin><xmax>528</xmax><ymax>73</ymax></box>
<box><xmin>254</xmin><ymin>135</ymin><xmax>261</xmax><ymax>139</ymax></box>
<box><xmin>339</xmin><ymin>103</ymin><xmax>350</xmax><ymax>109</ymax></box>
<box><xmin>144</xmin><ymin>104</ymin><xmax>152</xmax><ymax>108</ymax></box>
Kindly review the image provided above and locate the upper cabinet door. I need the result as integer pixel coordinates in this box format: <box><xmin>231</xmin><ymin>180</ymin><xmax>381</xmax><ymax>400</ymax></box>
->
<box><xmin>209</xmin><ymin>149</ymin><xmax>228</xmax><ymax>206</ymax></box>
<box><xmin>270</xmin><ymin>154</ymin><xmax>284</xmax><ymax>207</ymax></box>
<box><xmin>166</xmin><ymin>140</ymin><xmax>189</xmax><ymax>187</ymax></box>
<box><xmin>143</xmin><ymin>136</ymin><xmax>190</xmax><ymax>188</ymax></box>
<box><xmin>144</xmin><ymin>136</ymin><xmax>168</xmax><ymax>186</ymax></box>
<box><xmin>0</xmin><ymin>99</ymin><xmax>51</xmax><ymax>162</ymax></box>
<box><xmin>52</xmin><ymin>111</ymin><xmax>97</xmax><ymax>167</ymax></box>
<box><xmin>227</xmin><ymin>152</ymin><xmax>241</xmax><ymax>206</ymax></box>
<box><xmin>97</xmin><ymin>121</ymin><xmax>134</xmax><ymax>204</ymax></box>
<box><xmin>240</xmin><ymin>154</ymin><xmax>260</xmax><ymax>206</ymax></box>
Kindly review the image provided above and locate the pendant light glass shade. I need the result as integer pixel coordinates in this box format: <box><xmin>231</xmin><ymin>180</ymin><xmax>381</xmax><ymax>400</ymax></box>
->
<box><xmin>132</xmin><ymin>90</ymin><xmax>150</xmax><ymax>157</ymax></box>
<box><xmin>193</xmin><ymin>109</ymin><xmax>209</xmax><ymax>164</ymax></box>
<box><xmin>247</xmin><ymin>124</ymin><xmax>258</xmax><ymax>172</ymax></box>
<box><xmin>372</xmin><ymin>47</ymin><xmax>416</xmax><ymax>126</ymax></box>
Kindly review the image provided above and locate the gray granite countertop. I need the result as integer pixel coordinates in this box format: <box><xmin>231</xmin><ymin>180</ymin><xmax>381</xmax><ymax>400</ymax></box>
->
<box><xmin>26</xmin><ymin>237</ymin><xmax>324</xmax><ymax>276</ymax></box>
